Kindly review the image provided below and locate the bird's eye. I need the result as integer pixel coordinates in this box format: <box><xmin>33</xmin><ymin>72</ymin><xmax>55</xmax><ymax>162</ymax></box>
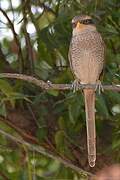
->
<box><xmin>85</xmin><ymin>19</ymin><xmax>89</xmax><ymax>24</ymax></box>
<box><xmin>83</xmin><ymin>19</ymin><xmax>89</xmax><ymax>24</ymax></box>
<box><xmin>81</xmin><ymin>19</ymin><xmax>94</xmax><ymax>25</ymax></box>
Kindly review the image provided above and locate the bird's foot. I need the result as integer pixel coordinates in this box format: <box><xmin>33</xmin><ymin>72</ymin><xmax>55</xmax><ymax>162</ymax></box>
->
<box><xmin>72</xmin><ymin>79</ymin><xmax>81</xmax><ymax>93</ymax></box>
<box><xmin>95</xmin><ymin>80</ymin><xmax>104</xmax><ymax>94</ymax></box>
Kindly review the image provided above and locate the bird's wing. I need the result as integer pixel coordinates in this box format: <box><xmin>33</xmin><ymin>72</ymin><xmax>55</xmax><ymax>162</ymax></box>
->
<box><xmin>99</xmin><ymin>37</ymin><xmax>106</xmax><ymax>80</ymax></box>
<box><xmin>68</xmin><ymin>41</ymin><xmax>76</xmax><ymax>78</ymax></box>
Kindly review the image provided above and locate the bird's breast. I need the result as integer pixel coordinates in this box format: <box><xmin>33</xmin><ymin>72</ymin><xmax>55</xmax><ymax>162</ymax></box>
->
<box><xmin>70</xmin><ymin>31</ymin><xmax>104</xmax><ymax>84</ymax></box>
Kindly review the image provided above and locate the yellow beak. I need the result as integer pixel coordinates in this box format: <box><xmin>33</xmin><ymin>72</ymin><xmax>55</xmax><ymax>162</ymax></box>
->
<box><xmin>76</xmin><ymin>21</ymin><xmax>85</xmax><ymax>29</ymax></box>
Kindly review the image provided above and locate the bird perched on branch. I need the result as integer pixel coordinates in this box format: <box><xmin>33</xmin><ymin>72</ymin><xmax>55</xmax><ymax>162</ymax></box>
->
<box><xmin>69</xmin><ymin>15</ymin><xmax>105</xmax><ymax>167</ymax></box>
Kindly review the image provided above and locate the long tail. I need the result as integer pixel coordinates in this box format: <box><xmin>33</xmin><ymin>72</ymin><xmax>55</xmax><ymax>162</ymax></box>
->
<box><xmin>83</xmin><ymin>89</ymin><xmax>96</xmax><ymax>167</ymax></box>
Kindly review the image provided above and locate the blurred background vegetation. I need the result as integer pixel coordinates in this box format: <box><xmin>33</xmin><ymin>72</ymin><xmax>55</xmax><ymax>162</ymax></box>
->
<box><xmin>0</xmin><ymin>0</ymin><xmax>120</xmax><ymax>179</ymax></box>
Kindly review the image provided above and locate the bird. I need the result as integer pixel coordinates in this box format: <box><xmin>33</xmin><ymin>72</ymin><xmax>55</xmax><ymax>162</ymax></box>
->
<box><xmin>69</xmin><ymin>15</ymin><xmax>105</xmax><ymax>167</ymax></box>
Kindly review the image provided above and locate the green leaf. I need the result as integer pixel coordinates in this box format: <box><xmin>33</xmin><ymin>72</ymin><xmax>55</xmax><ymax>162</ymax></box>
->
<box><xmin>0</xmin><ymin>103</ymin><xmax>6</xmax><ymax>117</ymax></box>
<box><xmin>96</xmin><ymin>95</ymin><xmax>109</xmax><ymax>118</ymax></box>
<box><xmin>58</xmin><ymin>116</ymin><xmax>65</xmax><ymax>130</ymax></box>
<box><xmin>0</xmin><ymin>79</ymin><xmax>14</xmax><ymax>96</ymax></box>
<box><xmin>68</xmin><ymin>104</ymin><xmax>75</xmax><ymax>124</ymax></box>
<box><xmin>37</xmin><ymin>11</ymin><xmax>55</xmax><ymax>30</ymax></box>
<box><xmin>0</xmin><ymin>79</ymin><xmax>15</xmax><ymax>107</ymax></box>
<box><xmin>112</xmin><ymin>140</ymin><xmax>120</xmax><ymax>150</ymax></box>
<box><xmin>55</xmin><ymin>130</ymin><xmax>65</xmax><ymax>153</ymax></box>
<box><xmin>47</xmin><ymin>90</ymin><xmax>59</xmax><ymax>96</ymax></box>
<box><xmin>48</xmin><ymin>160</ymin><xmax>60</xmax><ymax>172</ymax></box>
<box><xmin>9</xmin><ymin>92</ymin><xmax>31</xmax><ymax>102</ymax></box>
<box><xmin>107</xmin><ymin>92</ymin><xmax>120</xmax><ymax>104</ymax></box>
<box><xmin>37</xmin><ymin>127</ymin><xmax>47</xmax><ymax>142</ymax></box>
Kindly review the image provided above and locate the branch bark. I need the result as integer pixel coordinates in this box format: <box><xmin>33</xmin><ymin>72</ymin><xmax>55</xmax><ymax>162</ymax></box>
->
<box><xmin>0</xmin><ymin>73</ymin><xmax>120</xmax><ymax>91</ymax></box>
<box><xmin>0</xmin><ymin>128</ymin><xmax>94</xmax><ymax>178</ymax></box>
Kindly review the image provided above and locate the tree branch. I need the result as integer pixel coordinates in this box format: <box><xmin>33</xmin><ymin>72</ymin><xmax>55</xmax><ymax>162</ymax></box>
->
<box><xmin>0</xmin><ymin>116</ymin><xmax>39</xmax><ymax>144</ymax></box>
<box><xmin>0</xmin><ymin>128</ymin><xmax>94</xmax><ymax>178</ymax></box>
<box><xmin>21</xmin><ymin>0</ymin><xmax>34</xmax><ymax>74</ymax></box>
<box><xmin>0</xmin><ymin>73</ymin><xmax>120</xmax><ymax>91</ymax></box>
<box><xmin>0</xmin><ymin>170</ymin><xmax>9</xmax><ymax>180</ymax></box>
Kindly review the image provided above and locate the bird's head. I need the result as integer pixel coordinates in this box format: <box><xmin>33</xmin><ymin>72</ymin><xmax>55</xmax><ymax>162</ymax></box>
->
<box><xmin>71</xmin><ymin>15</ymin><xmax>96</xmax><ymax>34</ymax></box>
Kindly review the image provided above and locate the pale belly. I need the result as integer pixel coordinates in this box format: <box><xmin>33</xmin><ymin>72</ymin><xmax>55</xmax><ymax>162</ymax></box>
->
<box><xmin>70</xmin><ymin>32</ymin><xmax>104</xmax><ymax>84</ymax></box>
<box><xmin>72</xmin><ymin>51</ymin><xmax>104</xmax><ymax>84</ymax></box>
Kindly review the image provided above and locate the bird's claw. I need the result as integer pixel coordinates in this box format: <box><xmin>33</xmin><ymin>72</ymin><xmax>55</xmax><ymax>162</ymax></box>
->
<box><xmin>95</xmin><ymin>80</ymin><xmax>104</xmax><ymax>94</ymax></box>
<box><xmin>72</xmin><ymin>79</ymin><xmax>81</xmax><ymax>93</ymax></box>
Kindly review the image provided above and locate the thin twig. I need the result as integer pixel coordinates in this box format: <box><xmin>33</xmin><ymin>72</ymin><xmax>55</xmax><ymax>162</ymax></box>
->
<box><xmin>0</xmin><ymin>73</ymin><xmax>120</xmax><ymax>91</ymax></box>
<box><xmin>0</xmin><ymin>170</ymin><xmax>9</xmax><ymax>180</ymax></box>
<box><xmin>0</xmin><ymin>116</ymin><xmax>39</xmax><ymax>144</ymax></box>
<box><xmin>55</xmin><ymin>0</ymin><xmax>61</xmax><ymax>16</ymax></box>
<box><xmin>0</xmin><ymin>128</ymin><xmax>94</xmax><ymax>177</ymax></box>
<box><xmin>21</xmin><ymin>0</ymin><xmax>34</xmax><ymax>74</ymax></box>
<box><xmin>0</xmin><ymin>8</ymin><xmax>24</xmax><ymax>72</ymax></box>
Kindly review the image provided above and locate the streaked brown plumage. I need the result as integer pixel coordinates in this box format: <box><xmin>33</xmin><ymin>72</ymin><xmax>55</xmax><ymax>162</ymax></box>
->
<box><xmin>69</xmin><ymin>15</ymin><xmax>105</xmax><ymax>167</ymax></box>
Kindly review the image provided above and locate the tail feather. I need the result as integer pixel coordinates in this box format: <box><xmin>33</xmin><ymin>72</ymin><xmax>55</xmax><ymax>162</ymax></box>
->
<box><xmin>84</xmin><ymin>89</ymin><xmax>96</xmax><ymax>167</ymax></box>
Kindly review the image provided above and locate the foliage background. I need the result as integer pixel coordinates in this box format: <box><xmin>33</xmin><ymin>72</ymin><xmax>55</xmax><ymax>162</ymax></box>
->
<box><xmin>0</xmin><ymin>0</ymin><xmax>120</xmax><ymax>179</ymax></box>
